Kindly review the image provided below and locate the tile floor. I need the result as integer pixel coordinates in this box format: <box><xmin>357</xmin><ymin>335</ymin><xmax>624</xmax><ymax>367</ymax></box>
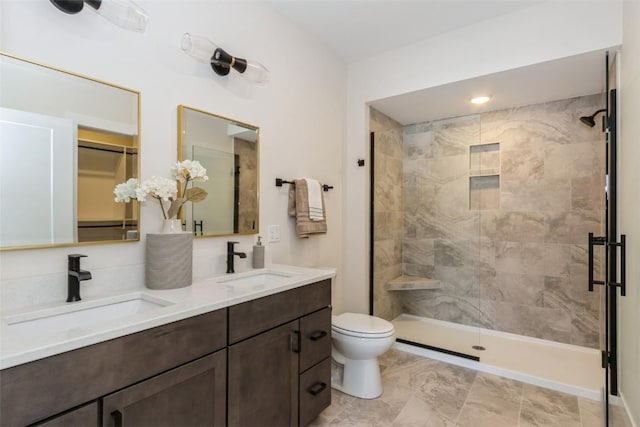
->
<box><xmin>312</xmin><ymin>349</ymin><xmax>632</xmax><ymax>427</ymax></box>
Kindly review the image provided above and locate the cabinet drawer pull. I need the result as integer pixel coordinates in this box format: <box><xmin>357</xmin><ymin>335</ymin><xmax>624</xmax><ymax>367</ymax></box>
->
<box><xmin>307</xmin><ymin>382</ymin><xmax>327</xmax><ymax>396</ymax></box>
<box><xmin>111</xmin><ymin>410</ymin><xmax>123</xmax><ymax>427</ymax></box>
<box><xmin>309</xmin><ymin>330</ymin><xmax>328</xmax><ymax>341</ymax></box>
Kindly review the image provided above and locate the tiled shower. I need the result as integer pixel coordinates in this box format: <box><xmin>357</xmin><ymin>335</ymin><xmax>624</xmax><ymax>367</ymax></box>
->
<box><xmin>372</xmin><ymin>93</ymin><xmax>605</xmax><ymax>350</ymax></box>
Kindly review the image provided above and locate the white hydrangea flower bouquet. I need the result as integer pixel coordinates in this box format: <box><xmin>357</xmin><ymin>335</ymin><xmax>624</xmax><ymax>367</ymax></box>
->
<box><xmin>114</xmin><ymin>160</ymin><xmax>209</xmax><ymax>220</ymax></box>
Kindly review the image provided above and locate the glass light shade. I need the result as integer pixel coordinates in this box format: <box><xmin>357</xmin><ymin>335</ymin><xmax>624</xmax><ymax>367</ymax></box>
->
<box><xmin>88</xmin><ymin>0</ymin><xmax>148</xmax><ymax>33</ymax></box>
<box><xmin>182</xmin><ymin>32</ymin><xmax>270</xmax><ymax>84</ymax></box>
<box><xmin>182</xmin><ymin>33</ymin><xmax>220</xmax><ymax>64</ymax></box>
<box><xmin>240</xmin><ymin>61</ymin><xmax>270</xmax><ymax>85</ymax></box>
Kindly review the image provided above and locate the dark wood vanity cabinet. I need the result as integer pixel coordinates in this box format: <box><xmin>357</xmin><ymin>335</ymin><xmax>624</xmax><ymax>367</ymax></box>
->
<box><xmin>1</xmin><ymin>279</ymin><xmax>332</xmax><ymax>427</ymax></box>
<box><xmin>0</xmin><ymin>309</ymin><xmax>227</xmax><ymax>427</ymax></box>
<box><xmin>228</xmin><ymin>279</ymin><xmax>332</xmax><ymax>426</ymax></box>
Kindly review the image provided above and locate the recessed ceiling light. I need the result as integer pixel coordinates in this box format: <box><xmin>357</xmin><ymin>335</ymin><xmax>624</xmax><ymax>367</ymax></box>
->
<box><xmin>470</xmin><ymin>96</ymin><xmax>491</xmax><ymax>105</ymax></box>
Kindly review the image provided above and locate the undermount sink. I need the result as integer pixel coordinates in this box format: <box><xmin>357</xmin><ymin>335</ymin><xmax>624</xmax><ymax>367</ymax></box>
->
<box><xmin>216</xmin><ymin>270</ymin><xmax>296</xmax><ymax>287</ymax></box>
<box><xmin>3</xmin><ymin>293</ymin><xmax>174</xmax><ymax>337</ymax></box>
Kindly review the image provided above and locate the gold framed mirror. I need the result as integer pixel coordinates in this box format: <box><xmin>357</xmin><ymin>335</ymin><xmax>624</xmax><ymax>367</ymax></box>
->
<box><xmin>0</xmin><ymin>52</ymin><xmax>140</xmax><ymax>250</ymax></box>
<box><xmin>178</xmin><ymin>105</ymin><xmax>259</xmax><ymax>237</ymax></box>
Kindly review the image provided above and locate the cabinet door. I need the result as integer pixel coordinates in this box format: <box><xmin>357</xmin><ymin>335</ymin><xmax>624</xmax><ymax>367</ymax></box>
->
<box><xmin>35</xmin><ymin>402</ymin><xmax>99</xmax><ymax>427</ymax></box>
<box><xmin>228</xmin><ymin>320</ymin><xmax>299</xmax><ymax>427</ymax></box>
<box><xmin>102</xmin><ymin>351</ymin><xmax>226</xmax><ymax>427</ymax></box>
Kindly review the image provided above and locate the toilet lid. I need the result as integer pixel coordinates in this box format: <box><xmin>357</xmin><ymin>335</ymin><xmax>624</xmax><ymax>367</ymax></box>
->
<box><xmin>332</xmin><ymin>313</ymin><xmax>394</xmax><ymax>337</ymax></box>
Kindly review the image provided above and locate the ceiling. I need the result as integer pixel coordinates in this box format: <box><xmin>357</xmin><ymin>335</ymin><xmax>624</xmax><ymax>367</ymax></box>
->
<box><xmin>265</xmin><ymin>1</ymin><xmax>609</xmax><ymax>125</ymax></box>
<box><xmin>265</xmin><ymin>1</ymin><xmax>540</xmax><ymax>62</ymax></box>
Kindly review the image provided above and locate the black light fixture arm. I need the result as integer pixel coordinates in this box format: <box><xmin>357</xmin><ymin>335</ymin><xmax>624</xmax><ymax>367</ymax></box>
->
<box><xmin>210</xmin><ymin>47</ymin><xmax>250</xmax><ymax>76</ymax></box>
<box><xmin>181</xmin><ymin>33</ymin><xmax>270</xmax><ymax>84</ymax></box>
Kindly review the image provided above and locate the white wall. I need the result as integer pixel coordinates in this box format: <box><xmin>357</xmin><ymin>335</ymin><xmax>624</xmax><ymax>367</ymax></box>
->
<box><xmin>0</xmin><ymin>1</ymin><xmax>346</xmax><ymax>313</ymax></box>
<box><xmin>619</xmin><ymin>1</ymin><xmax>640</xmax><ymax>424</ymax></box>
<box><xmin>343</xmin><ymin>0</ymin><xmax>624</xmax><ymax>314</ymax></box>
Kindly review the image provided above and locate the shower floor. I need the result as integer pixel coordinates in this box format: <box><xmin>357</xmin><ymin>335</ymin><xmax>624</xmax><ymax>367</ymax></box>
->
<box><xmin>391</xmin><ymin>313</ymin><xmax>603</xmax><ymax>400</ymax></box>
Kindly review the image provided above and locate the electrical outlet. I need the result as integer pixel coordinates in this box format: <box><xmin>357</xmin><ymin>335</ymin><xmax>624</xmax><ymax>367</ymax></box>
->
<box><xmin>268</xmin><ymin>225</ymin><xmax>281</xmax><ymax>243</ymax></box>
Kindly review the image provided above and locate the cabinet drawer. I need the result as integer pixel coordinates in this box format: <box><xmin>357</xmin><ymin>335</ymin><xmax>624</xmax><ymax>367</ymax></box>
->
<box><xmin>35</xmin><ymin>402</ymin><xmax>99</xmax><ymax>427</ymax></box>
<box><xmin>0</xmin><ymin>309</ymin><xmax>227</xmax><ymax>427</ymax></box>
<box><xmin>300</xmin><ymin>307</ymin><xmax>332</xmax><ymax>373</ymax></box>
<box><xmin>299</xmin><ymin>358</ymin><xmax>331</xmax><ymax>427</ymax></box>
<box><xmin>229</xmin><ymin>279</ymin><xmax>331</xmax><ymax>344</ymax></box>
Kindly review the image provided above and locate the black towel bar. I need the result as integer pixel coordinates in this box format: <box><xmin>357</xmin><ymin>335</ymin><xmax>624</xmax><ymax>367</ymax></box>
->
<box><xmin>275</xmin><ymin>178</ymin><xmax>333</xmax><ymax>192</ymax></box>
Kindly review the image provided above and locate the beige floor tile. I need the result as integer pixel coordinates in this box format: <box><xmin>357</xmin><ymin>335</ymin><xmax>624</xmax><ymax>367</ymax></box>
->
<box><xmin>457</xmin><ymin>404</ymin><xmax>520</xmax><ymax>427</ymax></box>
<box><xmin>414</xmin><ymin>361</ymin><xmax>477</xmax><ymax>421</ymax></box>
<box><xmin>463</xmin><ymin>372</ymin><xmax>523</xmax><ymax>421</ymax></box>
<box><xmin>578</xmin><ymin>397</ymin><xmax>604</xmax><ymax>427</ymax></box>
<box><xmin>391</xmin><ymin>395</ymin><xmax>435</xmax><ymax>427</ymax></box>
<box><xmin>519</xmin><ymin>384</ymin><xmax>581</xmax><ymax>427</ymax></box>
<box><xmin>314</xmin><ymin>349</ymin><xmax>632</xmax><ymax>427</ymax></box>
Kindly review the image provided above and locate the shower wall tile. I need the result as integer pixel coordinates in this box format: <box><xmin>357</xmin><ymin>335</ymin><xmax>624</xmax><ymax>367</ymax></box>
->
<box><xmin>501</xmin><ymin>146</ymin><xmax>544</xmax><ymax>181</ymax></box>
<box><xmin>544</xmin><ymin>139</ymin><xmax>603</xmax><ymax>181</ymax></box>
<box><xmin>374</xmin><ymin>211</ymin><xmax>404</xmax><ymax>241</ymax></box>
<box><xmin>543</xmin><ymin>275</ymin><xmax>600</xmax><ymax>314</ymax></box>
<box><xmin>571</xmin><ymin>175</ymin><xmax>604</xmax><ymax>211</ymax></box>
<box><xmin>501</xmin><ymin>178</ymin><xmax>571</xmax><ymax>212</ymax></box>
<box><xmin>434</xmin><ymin>265</ymin><xmax>480</xmax><ymax>298</ymax></box>
<box><xmin>371</xmin><ymin>107</ymin><xmax>404</xmax><ymax>321</ymax></box>
<box><xmin>403</xmin><ymin>263</ymin><xmax>435</xmax><ymax>280</ymax></box>
<box><xmin>480</xmin><ymin>271</ymin><xmax>544</xmax><ymax>307</ymax></box>
<box><xmin>397</xmin><ymin>94</ymin><xmax>604</xmax><ymax>348</ymax></box>
<box><xmin>492</xmin><ymin>211</ymin><xmax>546</xmax><ymax>243</ymax></box>
<box><xmin>402</xmin><ymin>238</ymin><xmax>435</xmax><ymax>266</ymax></box>
<box><xmin>370</xmin><ymin>107</ymin><xmax>403</xmax><ymax>133</ymax></box>
<box><xmin>570</xmin><ymin>309</ymin><xmax>600</xmax><ymax>348</ymax></box>
<box><xmin>493</xmin><ymin>242</ymin><xmax>551</xmax><ymax>275</ymax></box>
<box><xmin>375</xmin><ymin>239</ymin><xmax>403</xmax><ymax>268</ymax></box>
<box><xmin>544</xmin><ymin>210</ymin><xmax>602</xmax><ymax>244</ymax></box>
<box><xmin>430</xmin><ymin>116</ymin><xmax>480</xmax><ymax>158</ymax></box>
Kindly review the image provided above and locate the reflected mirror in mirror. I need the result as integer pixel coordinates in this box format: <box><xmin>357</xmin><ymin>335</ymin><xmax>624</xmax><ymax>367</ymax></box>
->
<box><xmin>178</xmin><ymin>105</ymin><xmax>259</xmax><ymax>237</ymax></box>
<box><xmin>0</xmin><ymin>52</ymin><xmax>140</xmax><ymax>250</ymax></box>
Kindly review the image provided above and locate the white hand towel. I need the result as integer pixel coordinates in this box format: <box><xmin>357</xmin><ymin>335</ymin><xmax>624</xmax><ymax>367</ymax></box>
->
<box><xmin>304</xmin><ymin>178</ymin><xmax>324</xmax><ymax>221</ymax></box>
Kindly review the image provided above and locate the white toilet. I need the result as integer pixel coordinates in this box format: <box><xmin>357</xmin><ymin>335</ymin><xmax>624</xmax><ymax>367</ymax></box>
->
<box><xmin>330</xmin><ymin>313</ymin><xmax>396</xmax><ymax>399</ymax></box>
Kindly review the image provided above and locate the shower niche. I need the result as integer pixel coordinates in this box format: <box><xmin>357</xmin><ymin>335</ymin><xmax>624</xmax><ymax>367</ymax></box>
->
<box><xmin>469</xmin><ymin>142</ymin><xmax>500</xmax><ymax>210</ymax></box>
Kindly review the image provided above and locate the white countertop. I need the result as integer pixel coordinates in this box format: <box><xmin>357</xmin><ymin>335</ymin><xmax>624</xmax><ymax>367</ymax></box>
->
<box><xmin>0</xmin><ymin>264</ymin><xmax>335</xmax><ymax>370</ymax></box>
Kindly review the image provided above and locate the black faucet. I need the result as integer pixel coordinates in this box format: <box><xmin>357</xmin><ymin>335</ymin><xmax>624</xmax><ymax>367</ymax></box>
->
<box><xmin>67</xmin><ymin>254</ymin><xmax>92</xmax><ymax>302</ymax></box>
<box><xmin>226</xmin><ymin>241</ymin><xmax>247</xmax><ymax>274</ymax></box>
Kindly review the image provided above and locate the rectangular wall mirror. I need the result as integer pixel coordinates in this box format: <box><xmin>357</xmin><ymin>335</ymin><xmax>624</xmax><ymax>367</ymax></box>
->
<box><xmin>0</xmin><ymin>52</ymin><xmax>140</xmax><ymax>250</ymax></box>
<box><xmin>178</xmin><ymin>105</ymin><xmax>259</xmax><ymax>237</ymax></box>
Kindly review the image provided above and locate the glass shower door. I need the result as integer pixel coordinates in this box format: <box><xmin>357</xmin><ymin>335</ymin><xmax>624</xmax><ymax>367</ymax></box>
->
<box><xmin>370</xmin><ymin>111</ymin><xmax>484</xmax><ymax>360</ymax></box>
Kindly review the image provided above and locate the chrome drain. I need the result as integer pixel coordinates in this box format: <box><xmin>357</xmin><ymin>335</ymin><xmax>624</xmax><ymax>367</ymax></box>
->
<box><xmin>472</xmin><ymin>345</ymin><xmax>486</xmax><ymax>351</ymax></box>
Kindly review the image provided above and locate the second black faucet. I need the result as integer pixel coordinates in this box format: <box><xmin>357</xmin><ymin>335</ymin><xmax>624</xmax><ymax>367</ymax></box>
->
<box><xmin>226</xmin><ymin>241</ymin><xmax>247</xmax><ymax>274</ymax></box>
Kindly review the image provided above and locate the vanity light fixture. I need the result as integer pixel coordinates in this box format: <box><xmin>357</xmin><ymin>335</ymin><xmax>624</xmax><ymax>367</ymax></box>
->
<box><xmin>470</xmin><ymin>95</ymin><xmax>491</xmax><ymax>105</ymax></box>
<box><xmin>181</xmin><ymin>33</ymin><xmax>270</xmax><ymax>84</ymax></box>
<box><xmin>49</xmin><ymin>0</ymin><xmax>148</xmax><ymax>33</ymax></box>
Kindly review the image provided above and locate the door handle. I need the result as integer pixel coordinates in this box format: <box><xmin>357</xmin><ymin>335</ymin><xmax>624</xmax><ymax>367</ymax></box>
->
<box><xmin>309</xmin><ymin>330</ymin><xmax>328</xmax><ymax>341</ymax></box>
<box><xmin>588</xmin><ymin>232</ymin><xmax>606</xmax><ymax>292</ymax></box>
<box><xmin>307</xmin><ymin>382</ymin><xmax>327</xmax><ymax>396</ymax></box>
<box><xmin>111</xmin><ymin>410</ymin><xmax>123</xmax><ymax>427</ymax></box>
<box><xmin>621</xmin><ymin>234</ymin><xmax>626</xmax><ymax>296</ymax></box>
<box><xmin>291</xmin><ymin>330</ymin><xmax>301</xmax><ymax>353</ymax></box>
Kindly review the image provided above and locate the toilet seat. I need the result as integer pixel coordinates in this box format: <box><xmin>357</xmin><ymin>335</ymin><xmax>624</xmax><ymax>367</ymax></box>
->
<box><xmin>332</xmin><ymin>313</ymin><xmax>395</xmax><ymax>338</ymax></box>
